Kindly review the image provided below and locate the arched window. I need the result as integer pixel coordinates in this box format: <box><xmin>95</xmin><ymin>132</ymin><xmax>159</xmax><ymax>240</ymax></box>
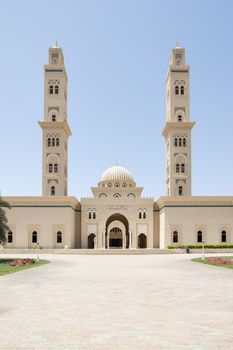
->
<box><xmin>139</xmin><ymin>211</ymin><xmax>142</xmax><ymax>219</ymax></box>
<box><xmin>173</xmin><ymin>231</ymin><xmax>178</xmax><ymax>243</ymax></box>
<box><xmin>221</xmin><ymin>230</ymin><xmax>227</xmax><ymax>243</ymax></box>
<box><xmin>52</xmin><ymin>138</ymin><xmax>55</xmax><ymax>147</ymax></box>
<box><xmin>8</xmin><ymin>231</ymin><xmax>13</xmax><ymax>243</ymax></box>
<box><xmin>197</xmin><ymin>231</ymin><xmax>203</xmax><ymax>243</ymax></box>
<box><xmin>49</xmin><ymin>85</ymin><xmax>54</xmax><ymax>94</ymax></box>
<box><xmin>175</xmin><ymin>86</ymin><xmax>179</xmax><ymax>95</ymax></box>
<box><xmin>55</xmin><ymin>85</ymin><xmax>59</xmax><ymax>94</ymax></box>
<box><xmin>178</xmin><ymin>186</ymin><xmax>183</xmax><ymax>196</ymax></box>
<box><xmin>32</xmin><ymin>231</ymin><xmax>37</xmax><ymax>244</ymax></box>
<box><xmin>51</xmin><ymin>186</ymin><xmax>55</xmax><ymax>196</ymax></box>
<box><xmin>122</xmin><ymin>183</ymin><xmax>127</xmax><ymax>187</ymax></box>
<box><xmin>56</xmin><ymin>138</ymin><xmax>59</xmax><ymax>147</ymax></box>
<box><xmin>181</xmin><ymin>164</ymin><xmax>185</xmax><ymax>173</ymax></box>
<box><xmin>49</xmin><ymin>163</ymin><xmax>53</xmax><ymax>173</ymax></box>
<box><xmin>115</xmin><ymin>183</ymin><xmax>120</xmax><ymax>188</ymax></box>
<box><xmin>176</xmin><ymin>164</ymin><xmax>180</xmax><ymax>173</ymax></box>
<box><xmin>178</xmin><ymin>115</ymin><xmax>182</xmax><ymax>122</ymax></box>
<box><xmin>179</xmin><ymin>138</ymin><xmax>182</xmax><ymax>147</ymax></box>
<box><xmin>47</xmin><ymin>138</ymin><xmax>51</xmax><ymax>147</ymax></box>
<box><xmin>143</xmin><ymin>211</ymin><xmax>146</xmax><ymax>219</ymax></box>
<box><xmin>54</xmin><ymin>163</ymin><xmax>58</xmax><ymax>173</ymax></box>
<box><xmin>183</xmin><ymin>138</ymin><xmax>186</xmax><ymax>147</ymax></box>
<box><xmin>57</xmin><ymin>231</ymin><xmax>62</xmax><ymax>243</ymax></box>
<box><xmin>180</xmin><ymin>86</ymin><xmax>184</xmax><ymax>95</ymax></box>
<box><xmin>108</xmin><ymin>183</ymin><xmax>112</xmax><ymax>187</ymax></box>
<box><xmin>88</xmin><ymin>211</ymin><xmax>92</xmax><ymax>219</ymax></box>
<box><xmin>52</xmin><ymin>115</ymin><xmax>56</xmax><ymax>122</ymax></box>
<box><xmin>93</xmin><ymin>212</ymin><xmax>96</xmax><ymax>219</ymax></box>
<box><xmin>174</xmin><ymin>138</ymin><xmax>178</xmax><ymax>147</ymax></box>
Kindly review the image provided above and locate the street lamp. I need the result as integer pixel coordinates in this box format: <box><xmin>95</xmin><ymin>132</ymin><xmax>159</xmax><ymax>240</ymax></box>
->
<box><xmin>36</xmin><ymin>242</ymin><xmax>40</xmax><ymax>261</ymax></box>
<box><xmin>202</xmin><ymin>240</ymin><xmax>205</xmax><ymax>260</ymax></box>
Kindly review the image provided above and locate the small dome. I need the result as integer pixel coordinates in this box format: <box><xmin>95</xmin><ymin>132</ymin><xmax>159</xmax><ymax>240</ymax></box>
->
<box><xmin>100</xmin><ymin>165</ymin><xmax>134</xmax><ymax>183</ymax></box>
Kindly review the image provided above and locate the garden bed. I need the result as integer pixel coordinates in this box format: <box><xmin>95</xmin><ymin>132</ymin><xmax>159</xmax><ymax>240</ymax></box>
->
<box><xmin>0</xmin><ymin>258</ymin><xmax>50</xmax><ymax>276</ymax></box>
<box><xmin>192</xmin><ymin>256</ymin><xmax>233</xmax><ymax>269</ymax></box>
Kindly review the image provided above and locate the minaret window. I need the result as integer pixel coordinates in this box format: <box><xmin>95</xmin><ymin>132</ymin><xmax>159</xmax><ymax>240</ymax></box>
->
<box><xmin>49</xmin><ymin>164</ymin><xmax>53</xmax><ymax>173</ymax></box>
<box><xmin>197</xmin><ymin>231</ymin><xmax>203</xmax><ymax>243</ymax></box>
<box><xmin>56</xmin><ymin>138</ymin><xmax>59</xmax><ymax>146</ymax></box>
<box><xmin>174</xmin><ymin>138</ymin><xmax>178</xmax><ymax>146</ymax></box>
<box><xmin>181</xmin><ymin>164</ymin><xmax>185</xmax><ymax>173</ymax></box>
<box><xmin>7</xmin><ymin>231</ymin><xmax>13</xmax><ymax>243</ymax></box>
<box><xmin>49</xmin><ymin>85</ymin><xmax>54</xmax><ymax>94</ymax></box>
<box><xmin>57</xmin><ymin>231</ymin><xmax>62</xmax><ymax>243</ymax></box>
<box><xmin>47</xmin><ymin>138</ymin><xmax>51</xmax><ymax>147</ymax></box>
<box><xmin>54</xmin><ymin>164</ymin><xmax>58</xmax><ymax>173</ymax></box>
<box><xmin>176</xmin><ymin>164</ymin><xmax>180</xmax><ymax>173</ymax></box>
<box><xmin>175</xmin><ymin>86</ymin><xmax>179</xmax><ymax>95</ymax></box>
<box><xmin>178</xmin><ymin>186</ymin><xmax>183</xmax><ymax>196</ymax></box>
<box><xmin>52</xmin><ymin>138</ymin><xmax>55</xmax><ymax>146</ymax></box>
<box><xmin>55</xmin><ymin>85</ymin><xmax>59</xmax><ymax>94</ymax></box>
<box><xmin>172</xmin><ymin>231</ymin><xmax>178</xmax><ymax>243</ymax></box>
<box><xmin>51</xmin><ymin>186</ymin><xmax>55</xmax><ymax>196</ymax></box>
<box><xmin>52</xmin><ymin>115</ymin><xmax>56</xmax><ymax>121</ymax></box>
<box><xmin>178</xmin><ymin>138</ymin><xmax>182</xmax><ymax>147</ymax></box>
<box><xmin>32</xmin><ymin>231</ymin><xmax>38</xmax><ymax>244</ymax></box>
<box><xmin>183</xmin><ymin>138</ymin><xmax>186</xmax><ymax>147</ymax></box>
<box><xmin>180</xmin><ymin>86</ymin><xmax>184</xmax><ymax>95</ymax></box>
<box><xmin>178</xmin><ymin>115</ymin><xmax>182</xmax><ymax>122</ymax></box>
<box><xmin>221</xmin><ymin>230</ymin><xmax>227</xmax><ymax>243</ymax></box>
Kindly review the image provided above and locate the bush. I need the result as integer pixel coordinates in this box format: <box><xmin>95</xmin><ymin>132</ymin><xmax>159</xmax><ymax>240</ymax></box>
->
<box><xmin>10</xmin><ymin>258</ymin><xmax>36</xmax><ymax>266</ymax></box>
<box><xmin>167</xmin><ymin>244</ymin><xmax>233</xmax><ymax>249</ymax></box>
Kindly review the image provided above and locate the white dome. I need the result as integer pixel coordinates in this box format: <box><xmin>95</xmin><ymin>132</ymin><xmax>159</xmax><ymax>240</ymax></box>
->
<box><xmin>100</xmin><ymin>165</ymin><xmax>134</xmax><ymax>183</ymax></box>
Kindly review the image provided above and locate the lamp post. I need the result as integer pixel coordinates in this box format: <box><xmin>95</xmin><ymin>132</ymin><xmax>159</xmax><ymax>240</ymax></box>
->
<box><xmin>36</xmin><ymin>242</ymin><xmax>40</xmax><ymax>261</ymax></box>
<box><xmin>202</xmin><ymin>240</ymin><xmax>205</xmax><ymax>260</ymax></box>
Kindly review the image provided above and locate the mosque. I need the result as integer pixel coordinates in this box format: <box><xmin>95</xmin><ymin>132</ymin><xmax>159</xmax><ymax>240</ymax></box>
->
<box><xmin>3</xmin><ymin>44</ymin><xmax>233</xmax><ymax>249</ymax></box>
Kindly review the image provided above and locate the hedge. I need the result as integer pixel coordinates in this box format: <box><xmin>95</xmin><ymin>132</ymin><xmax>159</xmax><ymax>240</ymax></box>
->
<box><xmin>167</xmin><ymin>244</ymin><xmax>233</xmax><ymax>249</ymax></box>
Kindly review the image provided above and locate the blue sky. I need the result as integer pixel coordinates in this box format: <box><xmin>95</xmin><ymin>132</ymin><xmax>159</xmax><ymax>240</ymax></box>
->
<box><xmin>1</xmin><ymin>0</ymin><xmax>233</xmax><ymax>199</ymax></box>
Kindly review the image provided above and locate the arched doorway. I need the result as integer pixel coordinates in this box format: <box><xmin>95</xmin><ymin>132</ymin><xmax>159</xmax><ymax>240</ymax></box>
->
<box><xmin>138</xmin><ymin>233</ymin><xmax>147</xmax><ymax>248</ymax></box>
<box><xmin>105</xmin><ymin>213</ymin><xmax>130</xmax><ymax>249</ymax></box>
<box><xmin>88</xmin><ymin>233</ymin><xmax>96</xmax><ymax>249</ymax></box>
<box><xmin>109</xmin><ymin>227</ymin><xmax>123</xmax><ymax>248</ymax></box>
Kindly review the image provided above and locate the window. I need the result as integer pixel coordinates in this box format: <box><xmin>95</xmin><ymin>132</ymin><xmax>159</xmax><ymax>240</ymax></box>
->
<box><xmin>197</xmin><ymin>231</ymin><xmax>203</xmax><ymax>243</ymax></box>
<box><xmin>180</xmin><ymin>86</ymin><xmax>184</xmax><ymax>95</ymax></box>
<box><xmin>52</xmin><ymin>138</ymin><xmax>55</xmax><ymax>147</ymax></box>
<box><xmin>32</xmin><ymin>231</ymin><xmax>37</xmax><ymax>244</ymax></box>
<box><xmin>8</xmin><ymin>231</ymin><xmax>13</xmax><ymax>243</ymax></box>
<box><xmin>175</xmin><ymin>86</ymin><xmax>179</xmax><ymax>95</ymax></box>
<box><xmin>173</xmin><ymin>231</ymin><xmax>178</xmax><ymax>243</ymax></box>
<box><xmin>183</xmin><ymin>138</ymin><xmax>186</xmax><ymax>147</ymax></box>
<box><xmin>139</xmin><ymin>211</ymin><xmax>142</xmax><ymax>219</ymax></box>
<box><xmin>49</xmin><ymin>85</ymin><xmax>54</xmax><ymax>94</ymax></box>
<box><xmin>115</xmin><ymin>183</ymin><xmax>120</xmax><ymax>188</ymax></box>
<box><xmin>56</xmin><ymin>138</ymin><xmax>59</xmax><ymax>147</ymax></box>
<box><xmin>55</xmin><ymin>85</ymin><xmax>59</xmax><ymax>94</ymax></box>
<box><xmin>174</xmin><ymin>138</ymin><xmax>178</xmax><ymax>147</ymax></box>
<box><xmin>143</xmin><ymin>211</ymin><xmax>146</xmax><ymax>219</ymax></box>
<box><xmin>54</xmin><ymin>164</ymin><xmax>58</xmax><ymax>173</ymax></box>
<box><xmin>178</xmin><ymin>115</ymin><xmax>182</xmax><ymax>122</ymax></box>
<box><xmin>108</xmin><ymin>183</ymin><xmax>112</xmax><ymax>187</ymax></box>
<box><xmin>49</xmin><ymin>163</ymin><xmax>53</xmax><ymax>173</ymax></box>
<box><xmin>47</xmin><ymin>138</ymin><xmax>51</xmax><ymax>147</ymax></box>
<box><xmin>178</xmin><ymin>186</ymin><xmax>183</xmax><ymax>196</ymax></box>
<box><xmin>51</xmin><ymin>186</ymin><xmax>55</xmax><ymax>196</ymax></box>
<box><xmin>176</xmin><ymin>164</ymin><xmax>180</xmax><ymax>173</ymax></box>
<box><xmin>181</xmin><ymin>164</ymin><xmax>185</xmax><ymax>173</ymax></box>
<box><xmin>52</xmin><ymin>115</ymin><xmax>56</xmax><ymax>122</ymax></box>
<box><xmin>221</xmin><ymin>230</ymin><xmax>227</xmax><ymax>243</ymax></box>
<box><xmin>57</xmin><ymin>231</ymin><xmax>62</xmax><ymax>243</ymax></box>
<box><xmin>93</xmin><ymin>212</ymin><xmax>96</xmax><ymax>219</ymax></box>
<box><xmin>122</xmin><ymin>183</ymin><xmax>127</xmax><ymax>187</ymax></box>
<box><xmin>179</xmin><ymin>138</ymin><xmax>182</xmax><ymax>147</ymax></box>
<box><xmin>89</xmin><ymin>212</ymin><xmax>92</xmax><ymax>219</ymax></box>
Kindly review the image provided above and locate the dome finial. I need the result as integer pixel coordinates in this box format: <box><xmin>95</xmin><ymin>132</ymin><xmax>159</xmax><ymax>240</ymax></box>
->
<box><xmin>176</xmin><ymin>40</ymin><xmax>180</xmax><ymax>48</ymax></box>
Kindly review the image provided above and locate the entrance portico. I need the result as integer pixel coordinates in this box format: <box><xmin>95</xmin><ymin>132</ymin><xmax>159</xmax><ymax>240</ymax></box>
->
<box><xmin>105</xmin><ymin>214</ymin><xmax>129</xmax><ymax>249</ymax></box>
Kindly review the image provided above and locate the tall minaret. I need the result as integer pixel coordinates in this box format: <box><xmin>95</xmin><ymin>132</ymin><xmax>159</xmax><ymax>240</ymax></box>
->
<box><xmin>39</xmin><ymin>43</ymin><xmax>71</xmax><ymax>196</ymax></box>
<box><xmin>162</xmin><ymin>43</ymin><xmax>195</xmax><ymax>196</ymax></box>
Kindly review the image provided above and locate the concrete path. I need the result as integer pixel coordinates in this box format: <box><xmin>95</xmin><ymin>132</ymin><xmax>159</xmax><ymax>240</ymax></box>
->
<box><xmin>0</xmin><ymin>253</ymin><xmax>233</xmax><ymax>349</ymax></box>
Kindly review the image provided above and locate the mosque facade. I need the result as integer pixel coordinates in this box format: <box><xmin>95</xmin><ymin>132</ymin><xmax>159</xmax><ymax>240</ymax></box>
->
<box><xmin>3</xmin><ymin>44</ymin><xmax>233</xmax><ymax>249</ymax></box>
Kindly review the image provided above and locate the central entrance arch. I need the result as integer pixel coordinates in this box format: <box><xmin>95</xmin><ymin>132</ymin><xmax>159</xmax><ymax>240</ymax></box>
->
<box><xmin>105</xmin><ymin>213</ymin><xmax>130</xmax><ymax>249</ymax></box>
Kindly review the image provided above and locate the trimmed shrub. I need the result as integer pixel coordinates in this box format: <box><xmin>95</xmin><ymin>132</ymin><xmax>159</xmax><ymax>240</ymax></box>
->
<box><xmin>167</xmin><ymin>244</ymin><xmax>233</xmax><ymax>249</ymax></box>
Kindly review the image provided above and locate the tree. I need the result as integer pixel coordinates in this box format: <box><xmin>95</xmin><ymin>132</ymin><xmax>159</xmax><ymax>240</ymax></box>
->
<box><xmin>0</xmin><ymin>198</ymin><xmax>11</xmax><ymax>245</ymax></box>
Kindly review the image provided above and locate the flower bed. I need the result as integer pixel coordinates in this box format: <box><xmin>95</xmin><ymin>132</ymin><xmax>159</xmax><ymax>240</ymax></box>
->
<box><xmin>207</xmin><ymin>257</ymin><xmax>232</xmax><ymax>265</ymax></box>
<box><xmin>10</xmin><ymin>258</ymin><xmax>36</xmax><ymax>266</ymax></box>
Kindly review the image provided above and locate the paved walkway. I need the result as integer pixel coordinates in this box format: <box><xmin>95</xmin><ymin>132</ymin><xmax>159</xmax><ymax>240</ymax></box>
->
<box><xmin>0</xmin><ymin>253</ymin><xmax>233</xmax><ymax>349</ymax></box>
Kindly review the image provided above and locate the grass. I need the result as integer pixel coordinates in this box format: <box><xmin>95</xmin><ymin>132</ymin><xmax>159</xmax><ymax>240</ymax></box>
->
<box><xmin>192</xmin><ymin>256</ymin><xmax>233</xmax><ymax>269</ymax></box>
<box><xmin>0</xmin><ymin>258</ymin><xmax>50</xmax><ymax>276</ymax></box>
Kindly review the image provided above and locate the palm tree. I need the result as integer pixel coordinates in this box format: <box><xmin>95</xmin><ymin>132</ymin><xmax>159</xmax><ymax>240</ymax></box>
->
<box><xmin>0</xmin><ymin>198</ymin><xmax>11</xmax><ymax>245</ymax></box>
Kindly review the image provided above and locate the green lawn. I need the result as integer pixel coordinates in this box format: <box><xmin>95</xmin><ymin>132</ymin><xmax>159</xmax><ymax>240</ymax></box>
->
<box><xmin>192</xmin><ymin>256</ymin><xmax>233</xmax><ymax>269</ymax></box>
<box><xmin>0</xmin><ymin>258</ymin><xmax>50</xmax><ymax>276</ymax></box>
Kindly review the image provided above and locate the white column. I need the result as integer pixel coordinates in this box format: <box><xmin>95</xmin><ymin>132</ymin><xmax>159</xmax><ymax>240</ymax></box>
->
<box><xmin>129</xmin><ymin>231</ymin><xmax>132</xmax><ymax>248</ymax></box>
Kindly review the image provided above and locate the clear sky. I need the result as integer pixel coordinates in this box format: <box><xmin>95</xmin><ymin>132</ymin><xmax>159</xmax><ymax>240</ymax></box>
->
<box><xmin>1</xmin><ymin>0</ymin><xmax>233</xmax><ymax>199</ymax></box>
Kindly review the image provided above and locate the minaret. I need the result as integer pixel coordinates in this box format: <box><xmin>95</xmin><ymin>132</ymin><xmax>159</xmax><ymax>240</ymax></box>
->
<box><xmin>162</xmin><ymin>43</ymin><xmax>195</xmax><ymax>196</ymax></box>
<box><xmin>39</xmin><ymin>43</ymin><xmax>71</xmax><ymax>196</ymax></box>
